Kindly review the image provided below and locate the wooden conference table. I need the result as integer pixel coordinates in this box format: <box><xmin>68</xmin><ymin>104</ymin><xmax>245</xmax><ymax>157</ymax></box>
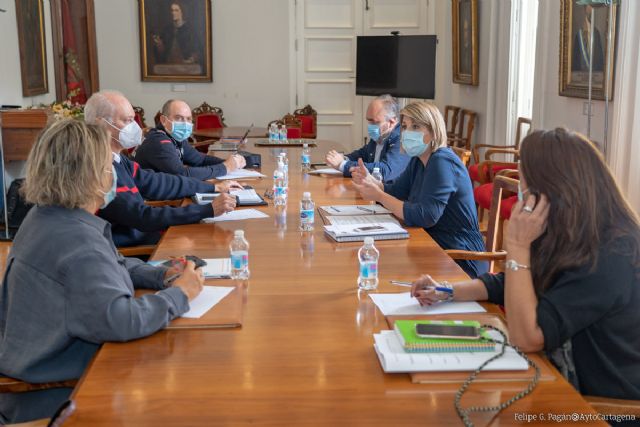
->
<box><xmin>193</xmin><ymin>126</ymin><xmax>268</xmax><ymax>140</ymax></box>
<box><xmin>65</xmin><ymin>143</ymin><xmax>603</xmax><ymax>426</ymax></box>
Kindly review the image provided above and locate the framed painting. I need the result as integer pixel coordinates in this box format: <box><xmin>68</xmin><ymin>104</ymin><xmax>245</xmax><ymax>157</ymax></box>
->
<box><xmin>451</xmin><ymin>0</ymin><xmax>478</xmax><ymax>86</ymax></box>
<box><xmin>559</xmin><ymin>0</ymin><xmax>617</xmax><ymax>100</ymax></box>
<box><xmin>138</xmin><ymin>0</ymin><xmax>212</xmax><ymax>82</ymax></box>
<box><xmin>15</xmin><ymin>0</ymin><xmax>49</xmax><ymax>96</ymax></box>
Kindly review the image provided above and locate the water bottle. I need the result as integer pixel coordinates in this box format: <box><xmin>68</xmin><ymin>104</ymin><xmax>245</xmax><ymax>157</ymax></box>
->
<box><xmin>273</xmin><ymin>158</ymin><xmax>287</xmax><ymax>206</ymax></box>
<box><xmin>299</xmin><ymin>191</ymin><xmax>315</xmax><ymax>231</ymax></box>
<box><xmin>301</xmin><ymin>143</ymin><xmax>311</xmax><ymax>172</ymax></box>
<box><xmin>358</xmin><ymin>237</ymin><xmax>379</xmax><ymax>290</ymax></box>
<box><xmin>278</xmin><ymin>153</ymin><xmax>289</xmax><ymax>200</ymax></box>
<box><xmin>371</xmin><ymin>167</ymin><xmax>383</xmax><ymax>183</ymax></box>
<box><xmin>230</xmin><ymin>230</ymin><xmax>250</xmax><ymax>280</ymax></box>
<box><xmin>269</xmin><ymin>123</ymin><xmax>278</xmax><ymax>143</ymax></box>
<box><xmin>279</xmin><ymin>124</ymin><xmax>287</xmax><ymax>142</ymax></box>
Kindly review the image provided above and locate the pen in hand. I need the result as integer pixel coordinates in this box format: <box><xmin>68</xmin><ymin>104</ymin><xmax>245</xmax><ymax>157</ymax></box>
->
<box><xmin>389</xmin><ymin>280</ymin><xmax>454</xmax><ymax>294</ymax></box>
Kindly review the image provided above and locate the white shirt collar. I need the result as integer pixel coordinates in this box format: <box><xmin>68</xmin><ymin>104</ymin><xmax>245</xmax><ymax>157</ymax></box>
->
<box><xmin>112</xmin><ymin>152</ymin><xmax>122</xmax><ymax>163</ymax></box>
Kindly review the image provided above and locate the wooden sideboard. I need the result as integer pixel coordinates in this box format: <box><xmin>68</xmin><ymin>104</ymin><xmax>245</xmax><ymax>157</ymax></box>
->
<box><xmin>0</xmin><ymin>109</ymin><xmax>51</xmax><ymax>161</ymax></box>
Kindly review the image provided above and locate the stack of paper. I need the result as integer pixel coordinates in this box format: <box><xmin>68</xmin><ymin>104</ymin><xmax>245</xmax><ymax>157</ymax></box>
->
<box><xmin>368</xmin><ymin>292</ymin><xmax>486</xmax><ymax>316</ymax></box>
<box><xmin>323</xmin><ymin>222</ymin><xmax>409</xmax><ymax>242</ymax></box>
<box><xmin>194</xmin><ymin>189</ymin><xmax>263</xmax><ymax>205</ymax></box>
<box><xmin>373</xmin><ymin>330</ymin><xmax>529</xmax><ymax>373</ymax></box>
<box><xmin>320</xmin><ymin>205</ymin><xmax>391</xmax><ymax>215</ymax></box>
<box><xmin>202</xmin><ymin>208</ymin><xmax>269</xmax><ymax>223</ymax></box>
<box><xmin>182</xmin><ymin>286</ymin><xmax>235</xmax><ymax>319</ymax></box>
<box><xmin>216</xmin><ymin>170</ymin><xmax>266</xmax><ymax>180</ymax></box>
<box><xmin>308</xmin><ymin>168</ymin><xmax>343</xmax><ymax>176</ymax></box>
<box><xmin>324</xmin><ymin>214</ymin><xmax>400</xmax><ymax>226</ymax></box>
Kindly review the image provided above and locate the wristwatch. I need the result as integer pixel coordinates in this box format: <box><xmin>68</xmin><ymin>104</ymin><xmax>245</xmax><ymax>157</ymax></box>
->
<box><xmin>505</xmin><ymin>259</ymin><xmax>530</xmax><ymax>271</ymax></box>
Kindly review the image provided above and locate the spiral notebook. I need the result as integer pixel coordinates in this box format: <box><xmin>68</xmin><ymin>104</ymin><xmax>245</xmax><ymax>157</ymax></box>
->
<box><xmin>393</xmin><ymin>320</ymin><xmax>495</xmax><ymax>353</ymax></box>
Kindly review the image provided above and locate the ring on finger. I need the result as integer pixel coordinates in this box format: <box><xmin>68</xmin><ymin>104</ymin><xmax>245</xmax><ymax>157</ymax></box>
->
<box><xmin>523</xmin><ymin>205</ymin><xmax>533</xmax><ymax>213</ymax></box>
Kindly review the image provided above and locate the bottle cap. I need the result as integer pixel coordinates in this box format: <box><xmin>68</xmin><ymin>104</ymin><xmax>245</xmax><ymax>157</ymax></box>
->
<box><xmin>234</xmin><ymin>230</ymin><xmax>244</xmax><ymax>238</ymax></box>
<box><xmin>364</xmin><ymin>237</ymin><xmax>374</xmax><ymax>245</ymax></box>
<box><xmin>303</xmin><ymin>143</ymin><xmax>308</xmax><ymax>148</ymax></box>
<box><xmin>303</xmin><ymin>192</ymin><xmax>311</xmax><ymax>199</ymax></box>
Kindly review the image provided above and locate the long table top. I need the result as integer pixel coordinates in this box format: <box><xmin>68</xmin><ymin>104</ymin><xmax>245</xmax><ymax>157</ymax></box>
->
<box><xmin>66</xmin><ymin>145</ymin><xmax>603</xmax><ymax>426</ymax></box>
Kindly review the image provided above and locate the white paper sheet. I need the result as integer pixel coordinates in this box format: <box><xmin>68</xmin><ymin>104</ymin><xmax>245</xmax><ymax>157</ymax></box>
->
<box><xmin>201</xmin><ymin>258</ymin><xmax>231</xmax><ymax>278</ymax></box>
<box><xmin>202</xmin><ymin>208</ymin><xmax>269</xmax><ymax>223</ymax></box>
<box><xmin>324</xmin><ymin>222</ymin><xmax>407</xmax><ymax>237</ymax></box>
<box><xmin>216</xmin><ymin>169</ymin><xmax>266</xmax><ymax>180</ymax></box>
<box><xmin>320</xmin><ymin>205</ymin><xmax>392</xmax><ymax>215</ymax></box>
<box><xmin>181</xmin><ymin>286</ymin><xmax>235</xmax><ymax>319</ymax></box>
<box><xmin>325</xmin><ymin>214</ymin><xmax>400</xmax><ymax>226</ymax></box>
<box><xmin>368</xmin><ymin>292</ymin><xmax>486</xmax><ymax>316</ymax></box>
<box><xmin>308</xmin><ymin>168</ymin><xmax>343</xmax><ymax>175</ymax></box>
<box><xmin>373</xmin><ymin>330</ymin><xmax>528</xmax><ymax>373</ymax></box>
<box><xmin>194</xmin><ymin>189</ymin><xmax>262</xmax><ymax>205</ymax></box>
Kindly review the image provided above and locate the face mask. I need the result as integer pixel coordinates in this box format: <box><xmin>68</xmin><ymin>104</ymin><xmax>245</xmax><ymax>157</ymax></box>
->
<box><xmin>104</xmin><ymin>119</ymin><xmax>143</xmax><ymax>149</ymax></box>
<box><xmin>517</xmin><ymin>182</ymin><xmax>529</xmax><ymax>202</ymax></box>
<box><xmin>100</xmin><ymin>165</ymin><xmax>118</xmax><ymax>209</ymax></box>
<box><xmin>367</xmin><ymin>124</ymin><xmax>381</xmax><ymax>142</ymax></box>
<box><xmin>401</xmin><ymin>130</ymin><xmax>428</xmax><ymax>157</ymax></box>
<box><xmin>169</xmin><ymin>120</ymin><xmax>193</xmax><ymax>141</ymax></box>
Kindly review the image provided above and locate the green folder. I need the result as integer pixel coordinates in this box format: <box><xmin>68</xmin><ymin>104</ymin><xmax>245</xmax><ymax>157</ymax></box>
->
<box><xmin>393</xmin><ymin>320</ymin><xmax>495</xmax><ymax>353</ymax></box>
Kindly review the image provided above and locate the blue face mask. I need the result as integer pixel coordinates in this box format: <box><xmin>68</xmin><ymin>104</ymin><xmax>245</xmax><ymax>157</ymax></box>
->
<box><xmin>367</xmin><ymin>124</ymin><xmax>381</xmax><ymax>141</ymax></box>
<box><xmin>169</xmin><ymin>120</ymin><xmax>193</xmax><ymax>141</ymax></box>
<box><xmin>401</xmin><ymin>130</ymin><xmax>428</xmax><ymax>157</ymax></box>
<box><xmin>101</xmin><ymin>165</ymin><xmax>118</xmax><ymax>209</ymax></box>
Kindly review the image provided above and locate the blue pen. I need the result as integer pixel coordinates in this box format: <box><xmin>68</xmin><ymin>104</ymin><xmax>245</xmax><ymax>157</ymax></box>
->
<box><xmin>389</xmin><ymin>280</ymin><xmax>453</xmax><ymax>293</ymax></box>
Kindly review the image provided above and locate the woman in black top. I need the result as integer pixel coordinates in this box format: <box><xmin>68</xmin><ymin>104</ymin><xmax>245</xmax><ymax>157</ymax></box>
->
<box><xmin>411</xmin><ymin>128</ymin><xmax>640</xmax><ymax>400</ymax></box>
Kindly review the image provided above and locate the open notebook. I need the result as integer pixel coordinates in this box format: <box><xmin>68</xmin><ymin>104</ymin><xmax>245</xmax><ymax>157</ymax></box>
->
<box><xmin>193</xmin><ymin>189</ymin><xmax>267</xmax><ymax>206</ymax></box>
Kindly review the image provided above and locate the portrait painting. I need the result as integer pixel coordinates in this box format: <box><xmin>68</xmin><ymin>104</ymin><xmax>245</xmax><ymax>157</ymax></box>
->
<box><xmin>139</xmin><ymin>0</ymin><xmax>212</xmax><ymax>82</ymax></box>
<box><xmin>451</xmin><ymin>0</ymin><xmax>478</xmax><ymax>86</ymax></box>
<box><xmin>559</xmin><ymin>0</ymin><xmax>617</xmax><ymax>100</ymax></box>
<box><xmin>15</xmin><ymin>0</ymin><xmax>49</xmax><ymax>96</ymax></box>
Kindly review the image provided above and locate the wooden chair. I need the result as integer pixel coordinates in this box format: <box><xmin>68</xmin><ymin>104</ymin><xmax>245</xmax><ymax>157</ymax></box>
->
<box><xmin>268</xmin><ymin>115</ymin><xmax>303</xmax><ymax>139</ymax></box>
<box><xmin>132</xmin><ymin>106</ymin><xmax>147</xmax><ymax>129</ymax></box>
<box><xmin>584</xmin><ymin>395</ymin><xmax>640</xmax><ymax>417</ymax></box>
<box><xmin>444</xmin><ymin>105</ymin><xmax>461</xmax><ymax>138</ymax></box>
<box><xmin>293</xmin><ymin>104</ymin><xmax>317</xmax><ymax>139</ymax></box>
<box><xmin>448</xmin><ymin>109</ymin><xmax>476</xmax><ymax>150</ymax></box>
<box><xmin>471</xmin><ymin>116</ymin><xmax>531</xmax><ymax>165</ymax></box>
<box><xmin>450</xmin><ymin>146</ymin><xmax>471</xmax><ymax>168</ymax></box>
<box><xmin>447</xmin><ymin>175</ymin><xmax>518</xmax><ymax>272</ymax></box>
<box><xmin>192</xmin><ymin>102</ymin><xmax>226</xmax><ymax>130</ymax></box>
<box><xmin>474</xmin><ymin>162</ymin><xmax>519</xmax><ymax>222</ymax></box>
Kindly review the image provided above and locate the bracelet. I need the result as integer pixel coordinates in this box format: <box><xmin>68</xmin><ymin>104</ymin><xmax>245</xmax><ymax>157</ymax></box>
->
<box><xmin>505</xmin><ymin>259</ymin><xmax>530</xmax><ymax>271</ymax></box>
<box><xmin>438</xmin><ymin>281</ymin><xmax>454</xmax><ymax>302</ymax></box>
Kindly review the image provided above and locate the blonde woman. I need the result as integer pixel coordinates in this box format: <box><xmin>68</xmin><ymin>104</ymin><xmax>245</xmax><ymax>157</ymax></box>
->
<box><xmin>0</xmin><ymin>120</ymin><xmax>203</xmax><ymax>423</ymax></box>
<box><xmin>352</xmin><ymin>101</ymin><xmax>486</xmax><ymax>277</ymax></box>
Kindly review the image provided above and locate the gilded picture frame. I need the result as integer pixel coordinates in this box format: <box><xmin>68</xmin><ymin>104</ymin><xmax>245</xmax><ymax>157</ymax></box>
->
<box><xmin>15</xmin><ymin>0</ymin><xmax>49</xmax><ymax>96</ymax></box>
<box><xmin>559</xmin><ymin>0</ymin><xmax>617</xmax><ymax>100</ymax></box>
<box><xmin>139</xmin><ymin>0</ymin><xmax>212</xmax><ymax>82</ymax></box>
<box><xmin>451</xmin><ymin>0</ymin><xmax>478</xmax><ymax>86</ymax></box>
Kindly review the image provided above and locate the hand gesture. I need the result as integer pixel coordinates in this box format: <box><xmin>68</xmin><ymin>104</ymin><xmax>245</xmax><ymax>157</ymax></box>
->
<box><xmin>224</xmin><ymin>154</ymin><xmax>246</xmax><ymax>172</ymax></box>
<box><xmin>505</xmin><ymin>193</ymin><xmax>550</xmax><ymax>251</ymax></box>
<box><xmin>216</xmin><ymin>180</ymin><xmax>244</xmax><ymax>192</ymax></box>
<box><xmin>212</xmin><ymin>193</ymin><xmax>237</xmax><ymax>216</ymax></box>
<box><xmin>410</xmin><ymin>275</ymin><xmax>448</xmax><ymax>306</ymax></box>
<box><xmin>325</xmin><ymin>150</ymin><xmax>345</xmax><ymax>170</ymax></box>
<box><xmin>171</xmin><ymin>260</ymin><xmax>204</xmax><ymax>301</ymax></box>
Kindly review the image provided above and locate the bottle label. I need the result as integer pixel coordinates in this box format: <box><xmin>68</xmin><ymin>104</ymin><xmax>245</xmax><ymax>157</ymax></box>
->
<box><xmin>301</xmin><ymin>154</ymin><xmax>310</xmax><ymax>164</ymax></box>
<box><xmin>275</xmin><ymin>186</ymin><xmax>286</xmax><ymax>197</ymax></box>
<box><xmin>359</xmin><ymin>261</ymin><xmax>378</xmax><ymax>279</ymax></box>
<box><xmin>300</xmin><ymin>209</ymin><xmax>314</xmax><ymax>224</ymax></box>
<box><xmin>231</xmin><ymin>251</ymin><xmax>249</xmax><ymax>269</ymax></box>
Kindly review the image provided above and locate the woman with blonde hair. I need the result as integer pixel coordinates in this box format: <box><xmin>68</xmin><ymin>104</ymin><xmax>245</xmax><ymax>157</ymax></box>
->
<box><xmin>0</xmin><ymin>119</ymin><xmax>203</xmax><ymax>423</ymax></box>
<box><xmin>352</xmin><ymin>101</ymin><xmax>486</xmax><ymax>277</ymax></box>
<box><xmin>411</xmin><ymin>128</ymin><xmax>640</xmax><ymax>400</ymax></box>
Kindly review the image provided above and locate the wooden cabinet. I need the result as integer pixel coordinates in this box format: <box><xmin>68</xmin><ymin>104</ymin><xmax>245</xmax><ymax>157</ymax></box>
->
<box><xmin>0</xmin><ymin>109</ymin><xmax>51</xmax><ymax>161</ymax></box>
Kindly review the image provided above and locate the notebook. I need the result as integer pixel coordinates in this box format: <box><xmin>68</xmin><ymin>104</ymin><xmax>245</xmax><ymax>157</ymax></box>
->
<box><xmin>324</xmin><ymin>214</ymin><xmax>400</xmax><ymax>226</ymax></box>
<box><xmin>323</xmin><ymin>222</ymin><xmax>409</xmax><ymax>243</ymax></box>
<box><xmin>393</xmin><ymin>320</ymin><xmax>494</xmax><ymax>353</ymax></box>
<box><xmin>193</xmin><ymin>189</ymin><xmax>267</xmax><ymax>206</ymax></box>
<box><xmin>320</xmin><ymin>205</ymin><xmax>391</xmax><ymax>216</ymax></box>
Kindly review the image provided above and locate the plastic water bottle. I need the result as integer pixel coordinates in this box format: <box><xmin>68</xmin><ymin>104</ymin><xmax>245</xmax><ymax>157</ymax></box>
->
<box><xmin>279</xmin><ymin>124</ymin><xmax>287</xmax><ymax>142</ymax></box>
<box><xmin>279</xmin><ymin>152</ymin><xmax>289</xmax><ymax>184</ymax></box>
<box><xmin>301</xmin><ymin>143</ymin><xmax>311</xmax><ymax>172</ymax></box>
<box><xmin>358</xmin><ymin>237</ymin><xmax>379</xmax><ymax>290</ymax></box>
<box><xmin>230</xmin><ymin>230</ymin><xmax>250</xmax><ymax>280</ymax></box>
<box><xmin>273</xmin><ymin>158</ymin><xmax>287</xmax><ymax>206</ymax></box>
<box><xmin>269</xmin><ymin>123</ymin><xmax>278</xmax><ymax>143</ymax></box>
<box><xmin>372</xmin><ymin>167</ymin><xmax>383</xmax><ymax>183</ymax></box>
<box><xmin>299</xmin><ymin>192</ymin><xmax>315</xmax><ymax>231</ymax></box>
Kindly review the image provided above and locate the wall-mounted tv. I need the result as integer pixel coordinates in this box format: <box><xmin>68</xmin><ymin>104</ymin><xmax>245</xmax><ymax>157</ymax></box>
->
<box><xmin>356</xmin><ymin>35</ymin><xmax>437</xmax><ymax>99</ymax></box>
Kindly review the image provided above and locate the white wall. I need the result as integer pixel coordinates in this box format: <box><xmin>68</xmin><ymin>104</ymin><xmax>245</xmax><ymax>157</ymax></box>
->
<box><xmin>0</xmin><ymin>1</ymin><xmax>56</xmax><ymax>107</ymax></box>
<box><xmin>94</xmin><ymin>0</ymin><xmax>291</xmax><ymax>127</ymax></box>
<box><xmin>532</xmin><ymin>0</ymin><xmax>612</xmax><ymax>146</ymax></box>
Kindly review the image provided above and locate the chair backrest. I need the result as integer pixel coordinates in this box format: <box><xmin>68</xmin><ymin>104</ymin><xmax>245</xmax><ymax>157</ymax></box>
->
<box><xmin>444</xmin><ymin>105</ymin><xmax>461</xmax><ymax>136</ymax></box>
<box><xmin>132</xmin><ymin>106</ymin><xmax>147</xmax><ymax>129</ymax></box>
<box><xmin>514</xmin><ymin>117</ymin><xmax>532</xmax><ymax>160</ymax></box>
<box><xmin>270</xmin><ymin>114</ymin><xmax>303</xmax><ymax>139</ymax></box>
<box><xmin>293</xmin><ymin>104</ymin><xmax>317</xmax><ymax>138</ymax></box>
<box><xmin>485</xmin><ymin>175</ymin><xmax>519</xmax><ymax>270</ymax></box>
<box><xmin>192</xmin><ymin>102</ymin><xmax>226</xmax><ymax>130</ymax></box>
<box><xmin>450</xmin><ymin>146</ymin><xmax>471</xmax><ymax>168</ymax></box>
<box><xmin>454</xmin><ymin>109</ymin><xmax>477</xmax><ymax>150</ymax></box>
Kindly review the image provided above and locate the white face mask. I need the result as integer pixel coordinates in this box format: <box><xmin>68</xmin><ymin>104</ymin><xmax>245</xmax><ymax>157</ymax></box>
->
<box><xmin>103</xmin><ymin>119</ymin><xmax>143</xmax><ymax>149</ymax></box>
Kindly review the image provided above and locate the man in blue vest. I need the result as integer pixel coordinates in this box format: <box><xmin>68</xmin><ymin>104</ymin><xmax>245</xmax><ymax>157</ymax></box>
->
<box><xmin>84</xmin><ymin>90</ymin><xmax>238</xmax><ymax>247</ymax></box>
<box><xmin>325</xmin><ymin>94</ymin><xmax>410</xmax><ymax>182</ymax></box>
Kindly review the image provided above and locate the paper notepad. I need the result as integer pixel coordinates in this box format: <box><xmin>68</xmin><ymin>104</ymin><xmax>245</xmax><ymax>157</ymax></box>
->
<box><xmin>194</xmin><ymin>189</ymin><xmax>264</xmax><ymax>205</ymax></box>
<box><xmin>216</xmin><ymin>170</ymin><xmax>266</xmax><ymax>180</ymax></box>
<box><xmin>368</xmin><ymin>292</ymin><xmax>486</xmax><ymax>316</ymax></box>
<box><xmin>182</xmin><ymin>286</ymin><xmax>235</xmax><ymax>319</ymax></box>
<box><xmin>324</xmin><ymin>214</ymin><xmax>400</xmax><ymax>226</ymax></box>
<box><xmin>320</xmin><ymin>205</ymin><xmax>391</xmax><ymax>215</ymax></box>
<box><xmin>201</xmin><ymin>258</ymin><xmax>231</xmax><ymax>278</ymax></box>
<box><xmin>373</xmin><ymin>330</ymin><xmax>528</xmax><ymax>373</ymax></box>
<box><xmin>323</xmin><ymin>222</ymin><xmax>409</xmax><ymax>242</ymax></box>
<box><xmin>393</xmin><ymin>320</ymin><xmax>494</xmax><ymax>353</ymax></box>
<box><xmin>202</xmin><ymin>208</ymin><xmax>269</xmax><ymax>223</ymax></box>
<box><xmin>308</xmin><ymin>168</ymin><xmax>343</xmax><ymax>176</ymax></box>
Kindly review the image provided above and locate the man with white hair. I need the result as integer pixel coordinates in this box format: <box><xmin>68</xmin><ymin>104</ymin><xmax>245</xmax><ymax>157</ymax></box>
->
<box><xmin>325</xmin><ymin>94</ymin><xmax>409</xmax><ymax>182</ymax></box>
<box><xmin>85</xmin><ymin>90</ymin><xmax>237</xmax><ymax>247</ymax></box>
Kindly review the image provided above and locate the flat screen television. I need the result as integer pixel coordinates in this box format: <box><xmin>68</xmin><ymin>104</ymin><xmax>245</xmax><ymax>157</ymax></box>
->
<box><xmin>356</xmin><ymin>35</ymin><xmax>437</xmax><ymax>99</ymax></box>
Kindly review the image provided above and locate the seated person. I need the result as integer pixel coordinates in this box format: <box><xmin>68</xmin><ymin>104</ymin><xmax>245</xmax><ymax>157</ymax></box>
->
<box><xmin>84</xmin><ymin>90</ymin><xmax>239</xmax><ymax>247</ymax></box>
<box><xmin>325</xmin><ymin>94</ymin><xmax>410</xmax><ymax>182</ymax></box>
<box><xmin>0</xmin><ymin>119</ymin><xmax>204</xmax><ymax>423</ymax></box>
<box><xmin>352</xmin><ymin>101</ymin><xmax>487</xmax><ymax>278</ymax></box>
<box><xmin>411</xmin><ymin>128</ymin><xmax>640</xmax><ymax>400</ymax></box>
<box><xmin>134</xmin><ymin>99</ymin><xmax>246</xmax><ymax>180</ymax></box>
